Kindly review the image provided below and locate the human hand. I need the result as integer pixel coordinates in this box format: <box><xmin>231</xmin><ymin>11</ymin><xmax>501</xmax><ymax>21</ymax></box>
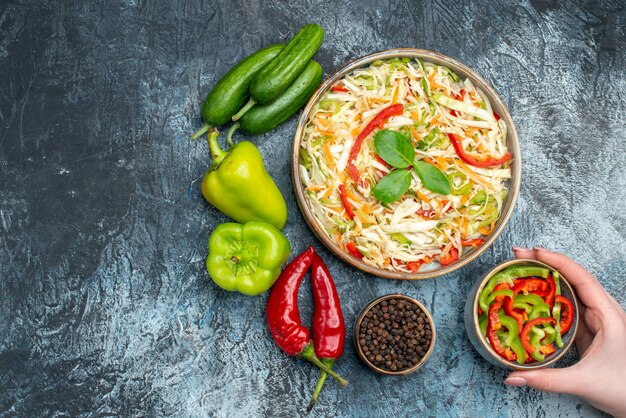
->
<box><xmin>504</xmin><ymin>248</ymin><xmax>626</xmax><ymax>417</ymax></box>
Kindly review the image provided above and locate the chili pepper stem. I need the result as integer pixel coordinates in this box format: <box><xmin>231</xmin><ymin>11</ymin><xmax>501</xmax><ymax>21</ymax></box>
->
<box><xmin>207</xmin><ymin>128</ymin><xmax>228</xmax><ymax>166</ymax></box>
<box><xmin>190</xmin><ymin>123</ymin><xmax>212</xmax><ymax>140</ymax></box>
<box><xmin>307</xmin><ymin>358</ymin><xmax>334</xmax><ymax>411</ymax></box>
<box><xmin>226</xmin><ymin>123</ymin><xmax>240</xmax><ymax>146</ymax></box>
<box><xmin>300</xmin><ymin>345</ymin><xmax>347</xmax><ymax>387</ymax></box>
<box><xmin>232</xmin><ymin>97</ymin><xmax>256</xmax><ymax>121</ymax></box>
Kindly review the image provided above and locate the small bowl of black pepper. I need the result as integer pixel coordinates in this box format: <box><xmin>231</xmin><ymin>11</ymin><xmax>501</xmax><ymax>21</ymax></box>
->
<box><xmin>354</xmin><ymin>294</ymin><xmax>436</xmax><ymax>375</ymax></box>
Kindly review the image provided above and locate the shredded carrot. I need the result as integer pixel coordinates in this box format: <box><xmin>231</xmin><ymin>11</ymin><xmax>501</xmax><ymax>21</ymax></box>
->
<box><xmin>455</xmin><ymin>159</ymin><xmax>495</xmax><ymax>190</ymax></box>
<box><xmin>323</xmin><ymin>140</ymin><xmax>335</xmax><ymax>169</ymax></box>
<box><xmin>321</xmin><ymin>186</ymin><xmax>333</xmax><ymax>200</ymax></box>
<box><xmin>317</xmin><ymin>131</ymin><xmax>335</xmax><ymax>137</ymax></box>
<box><xmin>306</xmin><ymin>184</ymin><xmax>326</xmax><ymax>192</ymax></box>
<box><xmin>351</xmin><ymin>127</ymin><xmax>360</xmax><ymax>136</ymax></box>
<box><xmin>383</xmin><ymin>258</ymin><xmax>391</xmax><ymax>267</ymax></box>
<box><xmin>391</xmin><ymin>86</ymin><xmax>399</xmax><ymax>104</ymax></box>
<box><xmin>478</xmin><ymin>222</ymin><xmax>495</xmax><ymax>235</ymax></box>
<box><xmin>429</xmin><ymin>115</ymin><xmax>439</xmax><ymax>127</ymax></box>
<box><xmin>460</xmin><ymin>194</ymin><xmax>471</xmax><ymax>205</ymax></box>
<box><xmin>334</xmin><ymin>233</ymin><xmax>345</xmax><ymax>251</ymax></box>
<box><xmin>435</xmin><ymin>156</ymin><xmax>449</xmax><ymax>171</ymax></box>
<box><xmin>410</xmin><ymin>110</ymin><xmax>421</xmax><ymax>121</ymax></box>
<box><xmin>416</xmin><ymin>190</ymin><xmax>430</xmax><ymax>202</ymax></box>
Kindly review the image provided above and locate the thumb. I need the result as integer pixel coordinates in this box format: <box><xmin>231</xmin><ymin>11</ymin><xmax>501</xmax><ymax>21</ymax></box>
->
<box><xmin>504</xmin><ymin>367</ymin><xmax>582</xmax><ymax>394</ymax></box>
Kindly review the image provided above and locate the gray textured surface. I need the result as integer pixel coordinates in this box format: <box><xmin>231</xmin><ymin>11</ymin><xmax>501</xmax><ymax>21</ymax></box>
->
<box><xmin>0</xmin><ymin>0</ymin><xmax>624</xmax><ymax>417</ymax></box>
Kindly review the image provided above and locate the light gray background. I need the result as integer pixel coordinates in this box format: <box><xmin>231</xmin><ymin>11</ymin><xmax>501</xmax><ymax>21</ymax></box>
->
<box><xmin>0</xmin><ymin>0</ymin><xmax>624</xmax><ymax>416</ymax></box>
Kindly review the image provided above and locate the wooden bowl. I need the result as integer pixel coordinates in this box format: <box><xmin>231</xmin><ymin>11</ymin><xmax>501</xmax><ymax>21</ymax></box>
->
<box><xmin>292</xmin><ymin>49</ymin><xmax>522</xmax><ymax>279</ymax></box>
<box><xmin>353</xmin><ymin>294</ymin><xmax>436</xmax><ymax>375</ymax></box>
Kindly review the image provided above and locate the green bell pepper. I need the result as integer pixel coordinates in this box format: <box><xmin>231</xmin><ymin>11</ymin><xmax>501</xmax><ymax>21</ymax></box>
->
<box><xmin>515</xmin><ymin>293</ymin><xmax>546</xmax><ymax>306</ymax></box>
<box><xmin>498</xmin><ymin>311</ymin><xmax>527</xmax><ymax>365</ymax></box>
<box><xmin>201</xmin><ymin>128</ymin><xmax>288</xmax><ymax>230</ymax></box>
<box><xmin>479</xmin><ymin>266</ymin><xmax>551</xmax><ymax>313</ymax></box>
<box><xmin>529</xmin><ymin>302</ymin><xmax>552</xmax><ymax>320</ymax></box>
<box><xmin>448</xmin><ymin>171</ymin><xmax>472</xmax><ymax>195</ymax></box>
<box><xmin>207</xmin><ymin>221</ymin><xmax>290</xmax><ymax>295</ymax></box>
<box><xmin>529</xmin><ymin>327</ymin><xmax>548</xmax><ymax>362</ymax></box>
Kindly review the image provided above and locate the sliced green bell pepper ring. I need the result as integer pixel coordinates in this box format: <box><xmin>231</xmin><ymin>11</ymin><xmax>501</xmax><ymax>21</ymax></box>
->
<box><xmin>478</xmin><ymin>313</ymin><xmax>488</xmax><ymax>337</ymax></box>
<box><xmin>553</xmin><ymin>299</ymin><xmax>564</xmax><ymax>348</ymax></box>
<box><xmin>486</xmin><ymin>289</ymin><xmax>514</xmax><ymax>306</ymax></box>
<box><xmin>515</xmin><ymin>293</ymin><xmax>546</xmax><ymax>306</ymax></box>
<box><xmin>542</xmin><ymin>325</ymin><xmax>558</xmax><ymax>345</ymax></box>
<box><xmin>201</xmin><ymin>129</ymin><xmax>288</xmax><ymax>229</ymax></box>
<box><xmin>512</xmin><ymin>299</ymin><xmax>533</xmax><ymax>313</ymax></box>
<box><xmin>497</xmin><ymin>311</ymin><xmax>527</xmax><ymax>365</ymax></box>
<box><xmin>206</xmin><ymin>221</ymin><xmax>290</xmax><ymax>296</ymax></box>
<box><xmin>520</xmin><ymin>317</ymin><xmax>556</xmax><ymax>361</ymax></box>
<box><xmin>545</xmin><ymin>273</ymin><xmax>557</xmax><ymax>307</ymax></box>
<box><xmin>528</xmin><ymin>302</ymin><xmax>552</xmax><ymax>320</ymax></box>
<box><xmin>479</xmin><ymin>266</ymin><xmax>551</xmax><ymax>313</ymax></box>
<box><xmin>319</xmin><ymin>99</ymin><xmax>341</xmax><ymax>114</ymax></box>
<box><xmin>448</xmin><ymin>171</ymin><xmax>472</xmax><ymax>195</ymax></box>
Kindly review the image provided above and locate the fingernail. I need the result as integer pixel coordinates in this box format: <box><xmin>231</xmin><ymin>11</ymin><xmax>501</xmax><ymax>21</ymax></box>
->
<box><xmin>512</xmin><ymin>246</ymin><xmax>529</xmax><ymax>252</ymax></box>
<box><xmin>504</xmin><ymin>377</ymin><xmax>527</xmax><ymax>387</ymax></box>
<box><xmin>532</xmin><ymin>247</ymin><xmax>547</xmax><ymax>252</ymax></box>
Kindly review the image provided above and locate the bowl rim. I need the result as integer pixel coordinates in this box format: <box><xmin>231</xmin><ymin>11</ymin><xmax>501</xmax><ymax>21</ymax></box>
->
<box><xmin>353</xmin><ymin>293</ymin><xmax>436</xmax><ymax>375</ymax></box>
<box><xmin>470</xmin><ymin>258</ymin><xmax>580</xmax><ymax>370</ymax></box>
<box><xmin>292</xmin><ymin>48</ymin><xmax>522</xmax><ymax>280</ymax></box>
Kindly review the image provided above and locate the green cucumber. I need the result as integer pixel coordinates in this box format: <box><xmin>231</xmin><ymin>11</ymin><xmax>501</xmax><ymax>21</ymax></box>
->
<box><xmin>250</xmin><ymin>24</ymin><xmax>324</xmax><ymax>104</ymax></box>
<box><xmin>227</xmin><ymin>60</ymin><xmax>322</xmax><ymax>140</ymax></box>
<box><xmin>190</xmin><ymin>44</ymin><xmax>284</xmax><ymax>139</ymax></box>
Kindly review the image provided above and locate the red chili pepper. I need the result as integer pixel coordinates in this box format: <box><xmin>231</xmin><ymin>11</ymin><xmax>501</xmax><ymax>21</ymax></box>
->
<box><xmin>556</xmin><ymin>295</ymin><xmax>574</xmax><ymax>335</ymax></box>
<box><xmin>544</xmin><ymin>273</ymin><xmax>556</xmax><ymax>308</ymax></box>
<box><xmin>330</xmin><ymin>85</ymin><xmax>348</xmax><ymax>92</ymax></box>
<box><xmin>345</xmin><ymin>241</ymin><xmax>363</xmax><ymax>259</ymax></box>
<box><xmin>338</xmin><ymin>184</ymin><xmax>355</xmax><ymax>220</ymax></box>
<box><xmin>493</xmin><ymin>111</ymin><xmax>501</xmax><ymax>121</ymax></box>
<box><xmin>521</xmin><ymin>317</ymin><xmax>556</xmax><ymax>354</ymax></box>
<box><xmin>266</xmin><ymin>247</ymin><xmax>348</xmax><ymax>386</ymax></box>
<box><xmin>374</xmin><ymin>154</ymin><xmax>390</xmax><ymax>167</ymax></box>
<box><xmin>308</xmin><ymin>254</ymin><xmax>345</xmax><ymax>410</ymax></box>
<box><xmin>347</xmin><ymin>104</ymin><xmax>404</xmax><ymax>183</ymax></box>
<box><xmin>439</xmin><ymin>246</ymin><xmax>459</xmax><ymax>266</ymax></box>
<box><xmin>447</xmin><ymin>133</ymin><xmax>512</xmax><ymax>168</ymax></box>
<box><xmin>461</xmin><ymin>238</ymin><xmax>485</xmax><ymax>247</ymax></box>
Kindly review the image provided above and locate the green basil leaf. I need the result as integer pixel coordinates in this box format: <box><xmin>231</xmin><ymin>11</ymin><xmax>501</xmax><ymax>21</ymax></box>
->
<box><xmin>372</xmin><ymin>169</ymin><xmax>412</xmax><ymax>203</ymax></box>
<box><xmin>413</xmin><ymin>160</ymin><xmax>451</xmax><ymax>195</ymax></box>
<box><xmin>374</xmin><ymin>130</ymin><xmax>414</xmax><ymax>169</ymax></box>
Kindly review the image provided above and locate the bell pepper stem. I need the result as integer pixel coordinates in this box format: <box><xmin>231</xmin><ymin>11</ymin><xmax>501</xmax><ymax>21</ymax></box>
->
<box><xmin>300</xmin><ymin>345</ymin><xmax>347</xmax><ymax>387</ymax></box>
<box><xmin>307</xmin><ymin>358</ymin><xmax>334</xmax><ymax>411</ymax></box>
<box><xmin>227</xmin><ymin>122</ymin><xmax>240</xmax><ymax>147</ymax></box>
<box><xmin>207</xmin><ymin>128</ymin><xmax>228</xmax><ymax>166</ymax></box>
<box><xmin>232</xmin><ymin>97</ymin><xmax>256</xmax><ymax>121</ymax></box>
<box><xmin>190</xmin><ymin>123</ymin><xmax>211</xmax><ymax>140</ymax></box>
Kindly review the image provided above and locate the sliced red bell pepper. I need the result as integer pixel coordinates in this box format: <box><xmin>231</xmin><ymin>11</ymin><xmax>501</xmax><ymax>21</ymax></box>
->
<box><xmin>348</xmin><ymin>104</ymin><xmax>404</xmax><ymax>183</ymax></box>
<box><xmin>487</xmin><ymin>283</ymin><xmax>510</xmax><ymax>330</ymax></box>
<box><xmin>539</xmin><ymin>343</ymin><xmax>556</xmax><ymax>355</ymax></box>
<box><xmin>461</xmin><ymin>238</ymin><xmax>485</xmax><ymax>247</ymax></box>
<box><xmin>493</xmin><ymin>111</ymin><xmax>501</xmax><ymax>121</ymax></box>
<box><xmin>345</xmin><ymin>242</ymin><xmax>363</xmax><ymax>259</ymax></box>
<box><xmin>416</xmin><ymin>209</ymin><xmax>437</xmax><ymax>219</ymax></box>
<box><xmin>544</xmin><ymin>273</ymin><xmax>556</xmax><ymax>308</ymax></box>
<box><xmin>521</xmin><ymin>317</ymin><xmax>555</xmax><ymax>354</ymax></box>
<box><xmin>556</xmin><ymin>295</ymin><xmax>574</xmax><ymax>335</ymax></box>
<box><xmin>503</xmin><ymin>296</ymin><xmax>526</xmax><ymax>331</ymax></box>
<box><xmin>512</xmin><ymin>278</ymin><xmax>549</xmax><ymax>295</ymax></box>
<box><xmin>487</xmin><ymin>326</ymin><xmax>516</xmax><ymax>361</ymax></box>
<box><xmin>330</xmin><ymin>85</ymin><xmax>349</xmax><ymax>92</ymax></box>
<box><xmin>447</xmin><ymin>133</ymin><xmax>512</xmax><ymax>168</ymax></box>
<box><xmin>406</xmin><ymin>261</ymin><xmax>423</xmax><ymax>273</ymax></box>
<box><xmin>439</xmin><ymin>246</ymin><xmax>459</xmax><ymax>266</ymax></box>
<box><xmin>338</xmin><ymin>184</ymin><xmax>355</xmax><ymax>220</ymax></box>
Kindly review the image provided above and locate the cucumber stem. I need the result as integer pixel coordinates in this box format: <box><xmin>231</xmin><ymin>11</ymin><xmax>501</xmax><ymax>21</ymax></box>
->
<box><xmin>226</xmin><ymin>123</ymin><xmax>240</xmax><ymax>146</ymax></box>
<box><xmin>190</xmin><ymin>123</ymin><xmax>211</xmax><ymax>140</ymax></box>
<box><xmin>207</xmin><ymin>128</ymin><xmax>227</xmax><ymax>167</ymax></box>
<box><xmin>232</xmin><ymin>97</ymin><xmax>256</xmax><ymax>121</ymax></box>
